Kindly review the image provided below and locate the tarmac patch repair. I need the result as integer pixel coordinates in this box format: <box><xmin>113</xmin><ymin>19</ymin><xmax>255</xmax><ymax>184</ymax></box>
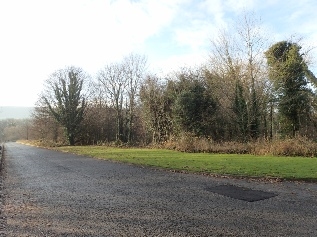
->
<box><xmin>207</xmin><ymin>184</ymin><xmax>277</xmax><ymax>202</ymax></box>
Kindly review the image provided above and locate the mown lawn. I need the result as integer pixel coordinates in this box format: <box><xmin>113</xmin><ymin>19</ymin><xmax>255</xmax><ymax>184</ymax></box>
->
<box><xmin>55</xmin><ymin>146</ymin><xmax>317</xmax><ymax>181</ymax></box>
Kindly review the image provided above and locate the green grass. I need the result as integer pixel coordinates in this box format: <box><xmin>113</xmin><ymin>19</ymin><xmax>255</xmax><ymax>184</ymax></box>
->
<box><xmin>55</xmin><ymin>146</ymin><xmax>317</xmax><ymax>181</ymax></box>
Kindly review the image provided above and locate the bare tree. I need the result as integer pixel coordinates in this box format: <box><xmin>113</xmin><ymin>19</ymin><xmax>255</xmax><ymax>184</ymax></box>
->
<box><xmin>97</xmin><ymin>54</ymin><xmax>147</xmax><ymax>143</ymax></box>
<box><xmin>31</xmin><ymin>98</ymin><xmax>62</xmax><ymax>143</ymax></box>
<box><xmin>236</xmin><ymin>13</ymin><xmax>269</xmax><ymax>139</ymax></box>
<box><xmin>98</xmin><ymin>62</ymin><xmax>127</xmax><ymax>142</ymax></box>
<box><xmin>122</xmin><ymin>53</ymin><xmax>147</xmax><ymax>143</ymax></box>
<box><xmin>209</xmin><ymin>30</ymin><xmax>246</xmax><ymax>140</ymax></box>
<box><xmin>209</xmin><ymin>13</ymin><xmax>270</xmax><ymax>141</ymax></box>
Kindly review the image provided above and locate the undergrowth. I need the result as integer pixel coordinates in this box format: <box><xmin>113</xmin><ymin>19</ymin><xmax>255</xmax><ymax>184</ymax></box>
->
<box><xmin>19</xmin><ymin>135</ymin><xmax>317</xmax><ymax>157</ymax></box>
<box><xmin>160</xmin><ymin>135</ymin><xmax>317</xmax><ymax>157</ymax></box>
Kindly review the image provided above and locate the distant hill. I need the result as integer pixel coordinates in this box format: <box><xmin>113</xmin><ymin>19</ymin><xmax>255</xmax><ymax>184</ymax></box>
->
<box><xmin>0</xmin><ymin>106</ymin><xmax>34</xmax><ymax>120</ymax></box>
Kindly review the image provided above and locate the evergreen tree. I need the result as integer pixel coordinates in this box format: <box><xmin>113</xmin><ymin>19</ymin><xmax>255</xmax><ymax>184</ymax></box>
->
<box><xmin>43</xmin><ymin>67</ymin><xmax>87</xmax><ymax>145</ymax></box>
<box><xmin>173</xmin><ymin>78</ymin><xmax>217</xmax><ymax>137</ymax></box>
<box><xmin>265</xmin><ymin>41</ymin><xmax>314</xmax><ymax>136</ymax></box>
<box><xmin>233</xmin><ymin>81</ymin><xmax>248</xmax><ymax>141</ymax></box>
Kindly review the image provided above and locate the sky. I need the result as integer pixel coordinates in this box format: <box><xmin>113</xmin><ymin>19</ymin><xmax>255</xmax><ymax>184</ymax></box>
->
<box><xmin>0</xmin><ymin>0</ymin><xmax>317</xmax><ymax>107</ymax></box>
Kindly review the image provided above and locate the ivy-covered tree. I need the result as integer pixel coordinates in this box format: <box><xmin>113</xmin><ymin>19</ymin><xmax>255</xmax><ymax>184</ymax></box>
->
<box><xmin>233</xmin><ymin>81</ymin><xmax>248</xmax><ymax>141</ymax></box>
<box><xmin>140</xmin><ymin>75</ymin><xmax>173</xmax><ymax>143</ymax></box>
<box><xmin>265</xmin><ymin>41</ymin><xmax>315</xmax><ymax>137</ymax></box>
<box><xmin>42</xmin><ymin>66</ymin><xmax>88</xmax><ymax>145</ymax></box>
<box><xmin>172</xmin><ymin>70</ymin><xmax>218</xmax><ymax>137</ymax></box>
<box><xmin>174</xmin><ymin>81</ymin><xmax>215</xmax><ymax>136</ymax></box>
<box><xmin>209</xmin><ymin>16</ymin><xmax>268</xmax><ymax>141</ymax></box>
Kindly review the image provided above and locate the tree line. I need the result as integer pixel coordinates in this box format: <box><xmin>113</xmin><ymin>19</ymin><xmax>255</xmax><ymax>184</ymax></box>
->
<box><xmin>27</xmin><ymin>17</ymin><xmax>317</xmax><ymax>147</ymax></box>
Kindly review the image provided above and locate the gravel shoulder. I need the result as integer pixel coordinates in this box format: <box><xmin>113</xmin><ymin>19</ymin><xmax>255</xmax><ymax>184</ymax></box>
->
<box><xmin>1</xmin><ymin>142</ymin><xmax>317</xmax><ymax>236</ymax></box>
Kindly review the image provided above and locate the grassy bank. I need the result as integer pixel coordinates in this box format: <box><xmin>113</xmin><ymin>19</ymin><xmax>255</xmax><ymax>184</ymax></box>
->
<box><xmin>55</xmin><ymin>146</ymin><xmax>317</xmax><ymax>181</ymax></box>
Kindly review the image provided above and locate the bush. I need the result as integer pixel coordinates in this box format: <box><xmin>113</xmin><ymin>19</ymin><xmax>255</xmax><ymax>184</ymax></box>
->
<box><xmin>162</xmin><ymin>135</ymin><xmax>317</xmax><ymax>157</ymax></box>
<box><xmin>252</xmin><ymin>136</ymin><xmax>317</xmax><ymax>157</ymax></box>
<box><xmin>21</xmin><ymin>135</ymin><xmax>317</xmax><ymax>157</ymax></box>
<box><xmin>162</xmin><ymin>133</ymin><xmax>250</xmax><ymax>154</ymax></box>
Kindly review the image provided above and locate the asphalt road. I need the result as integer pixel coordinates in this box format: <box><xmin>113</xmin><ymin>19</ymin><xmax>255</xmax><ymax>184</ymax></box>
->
<box><xmin>1</xmin><ymin>142</ymin><xmax>317</xmax><ymax>236</ymax></box>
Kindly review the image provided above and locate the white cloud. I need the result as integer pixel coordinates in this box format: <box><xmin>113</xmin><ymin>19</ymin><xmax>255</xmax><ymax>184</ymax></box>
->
<box><xmin>174</xmin><ymin>20</ymin><xmax>214</xmax><ymax>51</ymax></box>
<box><xmin>152</xmin><ymin>52</ymin><xmax>207</xmax><ymax>76</ymax></box>
<box><xmin>107</xmin><ymin>0</ymin><xmax>181</xmax><ymax>49</ymax></box>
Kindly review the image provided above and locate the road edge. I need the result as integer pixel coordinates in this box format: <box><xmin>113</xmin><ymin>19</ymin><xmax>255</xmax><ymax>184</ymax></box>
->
<box><xmin>0</xmin><ymin>144</ymin><xmax>6</xmax><ymax>236</ymax></box>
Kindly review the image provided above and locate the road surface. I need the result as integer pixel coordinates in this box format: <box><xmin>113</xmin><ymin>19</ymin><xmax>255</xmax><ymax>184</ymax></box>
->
<box><xmin>1</xmin><ymin>142</ymin><xmax>317</xmax><ymax>236</ymax></box>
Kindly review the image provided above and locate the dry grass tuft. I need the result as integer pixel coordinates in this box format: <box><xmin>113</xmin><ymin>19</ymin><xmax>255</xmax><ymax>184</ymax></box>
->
<box><xmin>17</xmin><ymin>140</ymin><xmax>66</xmax><ymax>147</ymax></box>
<box><xmin>161</xmin><ymin>135</ymin><xmax>317</xmax><ymax>157</ymax></box>
<box><xmin>162</xmin><ymin>134</ymin><xmax>250</xmax><ymax>154</ymax></box>
<box><xmin>252</xmin><ymin>136</ymin><xmax>317</xmax><ymax>157</ymax></box>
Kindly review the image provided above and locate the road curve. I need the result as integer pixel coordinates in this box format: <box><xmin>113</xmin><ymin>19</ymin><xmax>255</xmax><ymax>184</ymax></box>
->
<box><xmin>1</xmin><ymin>142</ymin><xmax>317</xmax><ymax>236</ymax></box>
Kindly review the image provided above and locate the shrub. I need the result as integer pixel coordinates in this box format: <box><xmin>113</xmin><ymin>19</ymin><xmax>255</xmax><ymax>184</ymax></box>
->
<box><xmin>162</xmin><ymin>135</ymin><xmax>317</xmax><ymax>157</ymax></box>
<box><xmin>162</xmin><ymin>133</ymin><xmax>250</xmax><ymax>154</ymax></box>
<box><xmin>267</xmin><ymin>137</ymin><xmax>317</xmax><ymax>157</ymax></box>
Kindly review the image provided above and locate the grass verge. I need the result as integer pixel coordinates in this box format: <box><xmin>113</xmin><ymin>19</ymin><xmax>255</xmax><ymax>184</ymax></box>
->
<box><xmin>55</xmin><ymin>146</ymin><xmax>317</xmax><ymax>182</ymax></box>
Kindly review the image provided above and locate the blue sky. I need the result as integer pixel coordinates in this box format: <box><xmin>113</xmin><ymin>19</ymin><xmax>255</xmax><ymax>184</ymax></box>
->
<box><xmin>0</xmin><ymin>0</ymin><xmax>316</xmax><ymax>106</ymax></box>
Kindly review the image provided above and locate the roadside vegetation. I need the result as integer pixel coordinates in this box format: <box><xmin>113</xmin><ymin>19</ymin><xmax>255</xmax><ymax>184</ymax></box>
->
<box><xmin>53</xmin><ymin>145</ymin><xmax>317</xmax><ymax>182</ymax></box>
<box><xmin>17</xmin><ymin>139</ymin><xmax>317</xmax><ymax>181</ymax></box>
<box><xmin>4</xmin><ymin>13</ymin><xmax>317</xmax><ymax>182</ymax></box>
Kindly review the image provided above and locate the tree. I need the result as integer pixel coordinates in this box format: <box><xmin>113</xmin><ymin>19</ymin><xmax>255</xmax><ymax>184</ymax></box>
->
<box><xmin>233</xmin><ymin>81</ymin><xmax>248</xmax><ymax>141</ymax></box>
<box><xmin>32</xmin><ymin>98</ymin><xmax>62</xmax><ymax>143</ymax></box>
<box><xmin>122</xmin><ymin>54</ymin><xmax>147</xmax><ymax>143</ymax></box>
<box><xmin>209</xmin><ymin>14</ymin><xmax>270</xmax><ymax>141</ymax></box>
<box><xmin>265</xmin><ymin>41</ymin><xmax>315</xmax><ymax>137</ymax></box>
<box><xmin>0</xmin><ymin>119</ymin><xmax>33</xmax><ymax>142</ymax></box>
<box><xmin>209</xmin><ymin>30</ymin><xmax>248</xmax><ymax>141</ymax></box>
<box><xmin>96</xmin><ymin>54</ymin><xmax>147</xmax><ymax>144</ymax></box>
<box><xmin>81</xmin><ymin>97</ymin><xmax>117</xmax><ymax>144</ymax></box>
<box><xmin>140</xmin><ymin>75</ymin><xmax>173</xmax><ymax>143</ymax></box>
<box><xmin>236</xmin><ymin>14</ymin><xmax>267</xmax><ymax>139</ymax></box>
<box><xmin>97</xmin><ymin>62</ymin><xmax>126</xmax><ymax>142</ymax></box>
<box><xmin>42</xmin><ymin>66</ymin><xmax>88</xmax><ymax>145</ymax></box>
<box><xmin>173</xmin><ymin>71</ymin><xmax>217</xmax><ymax>137</ymax></box>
